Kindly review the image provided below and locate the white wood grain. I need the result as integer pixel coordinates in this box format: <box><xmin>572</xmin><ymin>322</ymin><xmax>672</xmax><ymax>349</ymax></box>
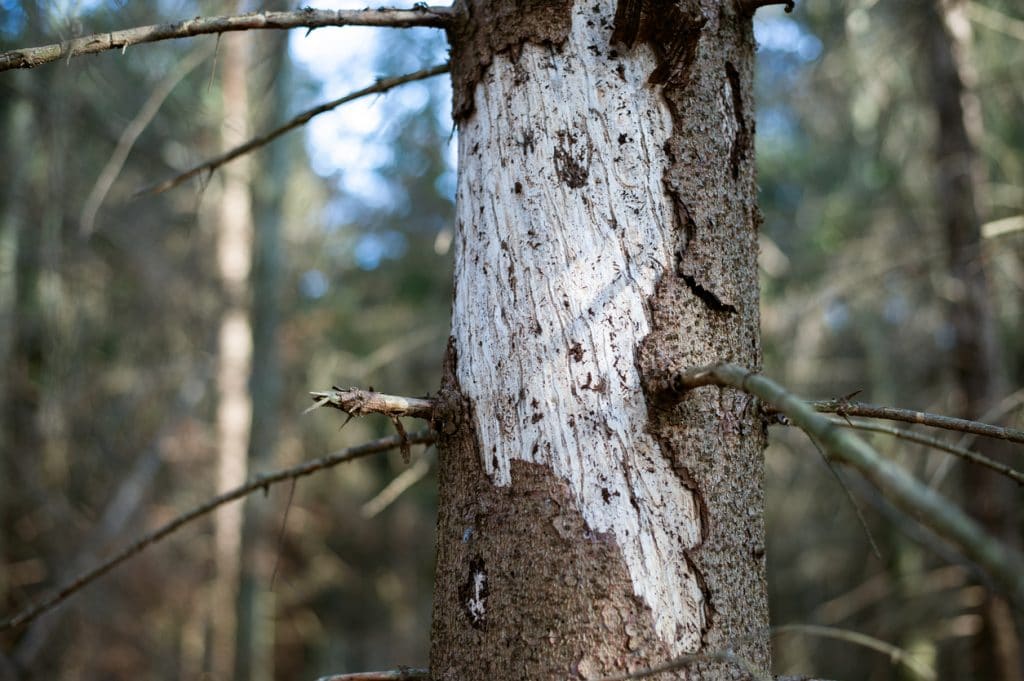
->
<box><xmin>451</xmin><ymin>1</ymin><xmax>706</xmax><ymax>653</ymax></box>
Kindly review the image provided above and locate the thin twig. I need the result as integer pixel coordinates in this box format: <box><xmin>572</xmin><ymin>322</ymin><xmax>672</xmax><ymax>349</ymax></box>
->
<box><xmin>660</xmin><ymin>364</ymin><xmax>1024</xmax><ymax>609</ymax></box>
<box><xmin>930</xmin><ymin>386</ymin><xmax>1024</xmax><ymax>487</ymax></box>
<box><xmin>0</xmin><ymin>431</ymin><xmax>434</xmax><ymax>633</ymax></box>
<box><xmin>310</xmin><ymin>388</ymin><xmax>435</xmax><ymax>421</ymax></box>
<box><xmin>805</xmin><ymin>398</ymin><xmax>1024</xmax><ymax>445</ymax></box>
<box><xmin>0</xmin><ymin>7</ymin><xmax>454</xmax><ymax>72</ymax></box>
<box><xmin>967</xmin><ymin>2</ymin><xmax>1024</xmax><ymax>43</ymax></box>
<box><xmin>316</xmin><ymin>669</ymin><xmax>429</xmax><ymax>681</ymax></box>
<box><xmin>829</xmin><ymin>417</ymin><xmax>1024</xmax><ymax>486</ymax></box>
<box><xmin>138</xmin><ymin>63</ymin><xmax>450</xmax><ymax>196</ymax></box>
<box><xmin>79</xmin><ymin>42</ymin><xmax>215</xmax><ymax>235</ymax></box>
<box><xmin>362</xmin><ymin>453</ymin><xmax>432</xmax><ymax>519</ymax></box>
<box><xmin>390</xmin><ymin>415</ymin><xmax>411</xmax><ymax>464</ymax></box>
<box><xmin>773</xmin><ymin>624</ymin><xmax>936</xmax><ymax>680</ymax></box>
<box><xmin>269</xmin><ymin>478</ymin><xmax>297</xmax><ymax>590</ymax></box>
<box><xmin>807</xmin><ymin>433</ymin><xmax>883</xmax><ymax>560</ymax></box>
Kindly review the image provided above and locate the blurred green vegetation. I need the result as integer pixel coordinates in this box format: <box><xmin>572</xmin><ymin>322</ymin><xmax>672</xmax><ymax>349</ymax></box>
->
<box><xmin>0</xmin><ymin>1</ymin><xmax>1021</xmax><ymax>680</ymax></box>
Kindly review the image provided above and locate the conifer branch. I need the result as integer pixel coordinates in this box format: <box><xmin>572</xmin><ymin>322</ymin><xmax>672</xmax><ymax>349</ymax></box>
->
<box><xmin>80</xmin><ymin>42</ymin><xmax>215</xmax><ymax>234</ymax></box>
<box><xmin>773</xmin><ymin>624</ymin><xmax>935</xmax><ymax>680</ymax></box>
<box><xmin>831</xmin><ymin>417</ymin><xmax>1024</xmax><ymax>486</ymax></box>
<box><xmin>804</xmin><ymin>399</ymin><xmax>1024</xmax><ymax>445</ymax></box>
<box><xmin>139</xmin><ymin>63</ymin><xmax>450</xmax><ymax>196</ymax></box>
<box><xmin>316</xmin><ymin>669</ymin><xmax>429</xmax><ymax>681</ymax></box>
<box><xmin>655</xmin><ymin>363</ymin><xmax>1024</xmax><ymax>608</ymax></box>
<box><xmin>0</xmin><ymin>7</ymin><xmax>454</xmax><ymax>72</ymax></box>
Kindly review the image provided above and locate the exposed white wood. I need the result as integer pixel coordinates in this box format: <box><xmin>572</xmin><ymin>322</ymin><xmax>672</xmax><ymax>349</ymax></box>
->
<box><xmin>451</xmin><ymin>1</ymin><xmax>705</xmax><ymax>653</ymax></box>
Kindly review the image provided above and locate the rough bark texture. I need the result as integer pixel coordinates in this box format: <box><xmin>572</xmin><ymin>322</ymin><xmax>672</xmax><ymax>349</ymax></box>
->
<box><xmin>432</xmin><ymin>1</ymin><xmax>767</xmax><ymax>678</ymax></box>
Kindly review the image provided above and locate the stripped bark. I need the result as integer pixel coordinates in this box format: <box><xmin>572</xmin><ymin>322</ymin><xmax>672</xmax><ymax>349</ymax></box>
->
<box><xmin>431</xmin><ymin>1</ymin><xmax>768</xmax><ymax>677</ymax></box>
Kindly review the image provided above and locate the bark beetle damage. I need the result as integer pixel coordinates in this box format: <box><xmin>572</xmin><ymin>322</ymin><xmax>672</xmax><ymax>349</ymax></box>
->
<box><xmin>460</xmin><ymin>556</ymin><xmax>489</xmax><ymax>629</ymax></box>
<box><xmin>613</xmin><ymin>0</ymin><xmax>743</xmax><ymax>316</ymax></box>
<box><xmin>553</xmin><ymin>127</ymin><xmax>592</xmax><ymax>188</ymax></box>
<box><xmin>611</xmin><ymin>0</ymin><xmax>706</xmax><ymax>91</ymax></box>
<box><xmin>448</xmin><ymin>0</ymin><xmax>575</xmax><ymax>122</ymax></box>
<box><xmin>670</xmin><ymin>195</ymin><xmax>738</xmax><ymax>314</ymax></box>
<box><xmin>725</xmin><ymin>60</ymin><xmax>750</xmax><ymax>181</ymax></box>
<box><xmin>655</xmin><ymin>435</ymin><xmax>714</xmax><ymax>646</ymax></box>
<box><xmin>626</xmin><ymin>1</ymin><xmax>768</xmax><ymax>662</ymax></box>
<box><xmin>680</xmin><ymin>274</ymin><xmax>738</xmax><ymax>314</ymax></box>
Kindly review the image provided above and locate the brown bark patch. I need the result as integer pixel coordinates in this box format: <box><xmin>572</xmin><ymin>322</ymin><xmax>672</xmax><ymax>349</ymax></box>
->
<box><xmin>448</xmin><ymin>0</ymin><xmax>575</xmax><ymax>121</ymax></box>
<box><xmin>432</xmin><ymin>453</ymin><xmax>677</xmax><ymax>679</ymax></box>
<box><xmin>633</xmin><ymin>1</ymin><xmax>757</xmax><ymax>313</ymax></box>
<box><xmin>432</xmin><ymin>343</ymin><xmax>677</xmax><ymax>679</ymax></box>
<box><xmin>631</xmin><ymin>1</ymin><xmax>769</xmax><ymax>669</ymax></box>
<box><xmin>611</xmin><ymin>0</ymin><xmax>706</xmax><ymax>89</ymax></box>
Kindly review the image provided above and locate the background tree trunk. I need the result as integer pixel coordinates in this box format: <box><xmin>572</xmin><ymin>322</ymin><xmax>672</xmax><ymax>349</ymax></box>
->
<box><xmin>236</xmin><ymin>27</ymin><xmax>289</xmax><ymax>681</ymax></box>
<box><xmin>431</xmin><ymin>1</ymin><xmax>768</xmax><ymax>678</ymax></box>
<box><xmin>921</xmin><ymin>2</ymin><xmax>1021</xmax><ymax>679</ymax></box>
<box><xmin>210</xmin><ymin>29</ymin><xmax>255</xmax><ymax>681</ymax></box>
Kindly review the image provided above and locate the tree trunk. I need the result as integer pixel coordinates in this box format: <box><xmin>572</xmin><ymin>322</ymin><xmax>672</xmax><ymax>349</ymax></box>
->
<box><xmin>210</xmin><ymin>29</ymin><xmax>255</xmax><ymax>681</ymax></box>
<box><xmin>431</xmin><ymin>1</ymin><xmax>768</xmax><ymax>678</ymax></box>
<box><xmin>921</xmin><ymin>2</ymin><xmax>1021</xmax><ymax>679</ymax></box>
<box><xmin>236</xmin><ymin>27</ymin><xmax>289</xmax><ymax>681</ymax></box>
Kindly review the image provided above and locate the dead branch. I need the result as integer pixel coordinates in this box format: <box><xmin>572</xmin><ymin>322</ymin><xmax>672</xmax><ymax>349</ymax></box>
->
<box><xmin>309</xmin><ymin>388</ymin><xmax>434</xmax><ymax>420</ymax></box>
<box><xmin>0</xmin><ymin>7</ymin><xmax>454</xmax><ymax>72</ymax></box>
<box><xmin>80</xmin><ymin>42</ymin><xmax>215</xmax><ymax>234</ymax></box>
<box><xmin>830</xmin><ymin>417</ymin><xmax>1024</xmax><ymax>486</ymax></box>
<box><xmin>316</xmin><ymin>669</ymin><xmax>429</xmax><ymax>681</ymax></box>
<box><xmin>0</xmin><ymin>431</ymin><xmax>434</xmax><ymax>633</ymax></box>
<box><xmin>656</xmin><ymin>363</ymin><xmax>1024</xmax><ymax>609</ymax></box>
<box><xmin>806</xmin><ymin>398</ymin><xmax>1024</xmax><ymax>445</ymax></box>
<box><xmin>773</xmin><ymin>624</ymin><xmax>935</xmax><ymax>680</ymax></box>
<box><xmin>139</xmin><ymin>63</ymin><xmax>450</xmax><ymax>196</ymax></box>
<box><xmin>362</xmin><ymin>453</ymin><xmax>432</xmax><ymax>519</ymax></box>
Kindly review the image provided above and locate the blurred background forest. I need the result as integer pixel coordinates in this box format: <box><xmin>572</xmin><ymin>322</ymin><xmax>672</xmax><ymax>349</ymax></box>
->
<box><xmin>0</xmin><ymin>1</ymin><xmax>1021</xmax><ymax>680</ymax></box>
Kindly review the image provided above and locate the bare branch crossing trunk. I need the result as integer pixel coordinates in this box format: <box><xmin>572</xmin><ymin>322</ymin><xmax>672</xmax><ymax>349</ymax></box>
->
<box><xmin>431</xmin><ymin>1</ymin><xmax>769</xmax><ymax>677</ymax></box>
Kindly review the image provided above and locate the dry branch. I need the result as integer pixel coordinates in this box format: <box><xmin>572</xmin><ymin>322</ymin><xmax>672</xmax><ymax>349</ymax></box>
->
<box><xmin>140</xmin><ymin>63</ymin><xmax>450</xmax><ymax>195</ymax></box>
<box><xmin>805</xmin><ymin>398</ymin><xmax>1024</xmax><ymax>445</ymax></box>
<box><xmin>309</xmin><ymin>388</ymin><xmax>434</xmax><ymax>420</ymax></box>
<box><xmin>657</xmin><ymin>363</ymin><xmax>1024</xmax><ymax>608</ymax></box>
<box><xmin>831</xmin><ymin>417</ymin><xmax>1024</xmax><ymax>486</ymax></box>
<box><xmin>80</xmin><ymin>42</ymin><xmax>215</xmax><ymax>234</ymax></box>
<box><xmin>773</xmin><ymin>624</ymin><xmax>935</xmax><ymax>680</ymax></box>
<box><xmin>0</xmin><ymin>431</ymin><xmax>434</xmax><ymax>633</ymax></box>
<box><xmin>0</xmin><ymin>7</ymin><xmax>454</xmax><ymax>72</ymax></box>
<box><xmin>316</xmin><ymin>669</ymin><xmax>429</xmax><ymax>681</ymax></box>
<box><xmin>362</xmin><ymin>454</ymin><xmax>432</xmax><ymax>518</ymax></box>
